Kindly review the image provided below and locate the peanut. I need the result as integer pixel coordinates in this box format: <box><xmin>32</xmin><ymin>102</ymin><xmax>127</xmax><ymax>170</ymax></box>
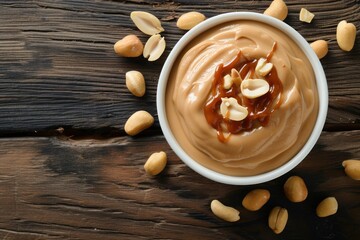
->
<box><xmin>342</xmin><ymin>159</ymin><xmax>360</xmax><ymax>180</ymax></box>
<box><xmin>310</xmin><ymin>40</ymin><xmax>328</xmax><ymax>59</ymax></box>
<box><xmin>316</xmin><ymin>197</ymin><xmax>338</xmax><ymax>217</ymax></box>
<box><xmin>336</xmin><ymin>20</ymin><xmax>356</xmax><ymax>51</ymax></box>
<box><xmin>210</xmin><ymin>199</ymin><xmax>240</xmax><ymax>222</ymax></box>
<box><xmin>241</xmin><ymin>79</ymin><xmax>270</xmax><ymax>99</ymax></box>
<box><xmin>299</xmin><ymin>8</ymin><xmax>315</xmax><ymax>23</ymax></box>
<box><xmin>268</xmin><ymin>206</ymin><xmax>288</xmax><ymax>234</ymax></box>
<box><xmin>220</xmin><ymin>97</ymin><xmax>248</xmax><ymax>121</ymax></box>
<box><xmin>144</xmin><ymin>151</ymin><xmax>167</xmax><ymax>176</ymax></box>
<box><xmin>114</xmin><ymin>35</ymin><xmax>143</xmax><ymax>57</ymax></box>
<box><xmin>130</xmin><ymin>11</ymin><xmax>164</xmax><ymax>36</ymax></box>
<box><xmin>284</xmin><ymin>176</ymin><xmax>308</xmax><ymax>202</ymax></box>
<box><xmin>124</xmin><ymin>110</ymin><xmax>154</xmax><ymax>136</ymax></box>
<box><xmin>143</xmin><ymin>34</ymin><xmax>166</xmax><ymax>61</ymax></box>
<box><xmin>242</xmin><ymin>189</ymin><xmax>270</xmax><ymax>211</ymax></box>
<box><xmin>125</xmin><ymin>70</ymin><xmax>146</xmax><ymax>97</ymax></box>
<box><xmin>264</xmin><ymin>0</ymin><xmax>288</xmax><ymax>21</ymax></box>
<box><xmin>255</xmin><ymin>58</ymin><xmax>273</xmax><ymax>76</ymax></box>
<box><xmin>177</xmin><ymin>12</ymin><xmax>206</xmax><ymax>30</ymax></box>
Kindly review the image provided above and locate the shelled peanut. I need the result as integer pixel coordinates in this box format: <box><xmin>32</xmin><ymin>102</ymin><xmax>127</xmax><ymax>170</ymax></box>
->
<box><xmin>124</xmin><ymin>110</ymin><xmax>154</xmax><ymax>136</ymax></box>
<box><xmin>337</xmin><ymin>20</ymin><xmax>356</xmax><ymax>51</ymax></box>
<box><xmin>283</xmin><ymin>176</ymin><xmax>308</xmax><ymax>202</ymax></box>
<box><xmin>177</xmin><ymin>12</ymin><xmax>206</xmax><ymax>30</ymax></box>
<box><xmin>310</xmin><ymin>40</ymin><xmax>328</xmax><ymax>59</ymax></box>
<box><xmin>316</xmin><ymin>197</ymin><xmax>338</xmax><ymax>217</ymax></box>
<box><xmin>264</xmin><ymin>0</ymin><xmax>288</xmax><ymax>21</ymax></box>
<box><xmin>125</xmin><ymin>70</ymin><xmax>146</xmax><ymax>97</ymax></box>
<box><xmin>268</xmin><ymin>206</ymin><xmax>288</xmax><ymax>234</ymax></box>
<box><xmin>342</xmin><ymin>160</ymin><xmax>360</xmax><ymax>180</ymax></box>
<box><xmin>210</xmin><ymin>200</ymin><xmax>240</xmax><ymax>222</ymax></box>
<box><xmin>114</xmin><ymin>35</ymin><xmax>143</xmax><ymax>57</ymax></box>
<box><xmin>144</xmin><ymin>151</ymin><xmax>167</xmax><ymax>176</ymax></box>
<box><xmin>242</xmin><ymin>189</ymin><xmax>270</xmax><ymax>211</ymax></box>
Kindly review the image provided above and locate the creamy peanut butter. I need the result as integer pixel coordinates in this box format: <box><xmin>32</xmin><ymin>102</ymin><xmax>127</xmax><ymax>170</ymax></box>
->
<box><xmin>166</xmin><ymin>20</ymin><xmax>319</xmax><ymax>176</ymax></box>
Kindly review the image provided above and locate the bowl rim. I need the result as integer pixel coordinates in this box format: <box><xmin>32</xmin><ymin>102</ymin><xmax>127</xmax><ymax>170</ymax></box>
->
<box><xmin>156</xmin><ymin>12</ymin><xmax>328</xmax><ymax>185</ymax></box>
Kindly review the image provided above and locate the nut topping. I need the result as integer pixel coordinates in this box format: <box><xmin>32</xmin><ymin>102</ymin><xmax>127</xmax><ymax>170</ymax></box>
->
<box><xmin>231</xmin><ymin>68</ymin><xmax>242</xmax><ymax>85</ymax></box>
<box><xmin>130</xmin><ymin>11</ymin><xmax>164</xmax><ymax>36</ymax></box>
<box><xmin>241</xmin><ymin>79</ymin><xmax>270</xmax><ymax>99</ymax></box>
<box><xmin>255</xmin><ymin>58</ymin><xmax>273</xmax><ymax>76</ymax></box>
<box><xmin>220</xmin><ymin>97</ymin><xmax>248</xmax><ymax>121</ymax></box>
<box><xmin>223</xmin><ymin>74</ymin><xmax>233</xmax><ymax>90</ymax></box>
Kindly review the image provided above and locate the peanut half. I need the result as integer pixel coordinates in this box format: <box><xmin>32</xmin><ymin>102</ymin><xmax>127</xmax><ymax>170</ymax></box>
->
<box><xmin>143</xmin><ymin>34</ymin><xmax>166</xmax><ymax>61</ymax></box>
<box><xmin>242</xmin><ymin>189</ymin><xmax>270</xmax><ymax>211</ymax></box>
<box><xmin>210</xmin><ymin>199</ymin><xmax>240</xmax><ymax>222</ymax></box>
<box><xmin>299</xmin><ymin>8</ymin><xmax>315</xmax><ymax>23</ymax></box>
<box><xmin>241</xmin><ymin>79</ymin><xmax>270</xmax><ymax>99</ymax></box>
<box><xmin>264</xmin><ymin>0</ymin><xmax>288</xmax><ymax>21</ymax></box>
<box><xmin>310</xmin><ymin>40</ymin><xmax>328</xmax><ymax>59</ymax></box>
<box><xmin>268</xmin><ymin>207</ymin><xmax>288</xmax><ymax>234</ymax></box>
<box><xmin>223</xmin><ymin>68</ymin><xmax>241</xmax><ymax>89</ymax></box>
<box><xmin>124</xmin><ymin>110</ymin><xmax>154</xmax><ymax>136</ymax></box>
<box><xmin>255</xmin><ymin>58</ymin><xmax>273</xmax><ymax>77</ymax></box>
<box><xmin>177</xmin><ymin>12</ymin><xmax>206</xmax><ymax>30</ymax></box>
<box><xmin>114</xmin><ymin>35</ymin><xmax>143</xmax><ymax>57</ymax></box>
<box><xmin>316</xmin><ymin>197</ymin><xmax>338</xmax><ymax>217</ymax></box>
<box><xmin>130</xmin><ymin>11</ymin><xmax>164</xmax><ymax>36</ymax></box>
<box><xmin>342</xmin><ymin>159</ymin><xmax>360</xmax><ymax>180</ymax></box>
<box><xmin>125</xmin><ymin>70</ymin><xmax>146</xmax><ymax>97</ymax></box>
<box><xmin>144</xmin><ymin>151</ymin><xmax>167</xmax><ymax>176</ymax></box>
<box><xmin>337</xmin><ymin>20</ymin><xmax>357</xmax><ymax>51</ymax></box>
<box><xmin>220</xmin><ymin>97</ymin><xmax>248</xmax><ymax>121</ymax></box>
<box><xmin>283</xmin><ymin>176</ymin><xmax>308</xmax><ymax>203</ymax></box>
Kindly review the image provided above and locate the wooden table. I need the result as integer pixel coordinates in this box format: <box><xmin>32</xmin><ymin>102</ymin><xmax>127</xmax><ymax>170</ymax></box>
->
<box><xmin>0</xmin><ymin>1</ymin><xmax>359</xmax><ymax>239</ymax></box>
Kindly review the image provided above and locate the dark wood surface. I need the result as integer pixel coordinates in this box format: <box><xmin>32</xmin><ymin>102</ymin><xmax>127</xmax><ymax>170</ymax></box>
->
<box><xmin>0</xmin><ymin>0</ymin><xmax>359</xmax><ymax>239</ymax></box>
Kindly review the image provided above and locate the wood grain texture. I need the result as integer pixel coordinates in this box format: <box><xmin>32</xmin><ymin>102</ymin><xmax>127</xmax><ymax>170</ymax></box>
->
<box><xmin>0</xmin><ymin>130</ymin><xmax>359</xmax><ymax>240</ymax></box>
<box><xmin>0</xmin><ymin>1</ymin><xmax>359</xmax><ymax>239</ymax></box>
<box><xmin>0</xmin><ymin>0</ymin><xmax>359</xmax><ymax>134</ymax></box>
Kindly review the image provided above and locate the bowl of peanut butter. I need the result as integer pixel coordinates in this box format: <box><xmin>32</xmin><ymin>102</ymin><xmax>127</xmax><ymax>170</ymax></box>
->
<box><xmin>157</xmin><ymin>12</ymin><xmax>328</xmax><ymax>185</ymax></box>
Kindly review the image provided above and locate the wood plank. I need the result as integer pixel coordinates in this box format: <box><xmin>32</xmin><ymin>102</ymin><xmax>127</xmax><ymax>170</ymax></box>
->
<box><xmin>0</xmin><ymin>130</ymin><xmax>359</xmax><ymax>239</ymax></box>
<box><xmin>0</xmin><ymin>0</ymin><xmax>359</xmax><ymax>133</ymax></box>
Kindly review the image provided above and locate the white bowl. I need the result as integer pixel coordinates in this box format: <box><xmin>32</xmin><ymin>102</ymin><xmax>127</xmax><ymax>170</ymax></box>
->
<box><xmin>157</xmin><ymin>12</ymin><xmax>328</xmax><ymax>185</ymax></box>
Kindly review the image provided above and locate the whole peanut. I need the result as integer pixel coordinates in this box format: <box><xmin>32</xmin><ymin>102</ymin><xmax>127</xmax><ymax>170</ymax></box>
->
<box><xmin>264</xmin><ymin>0</ymin><xmax>288</xmax><ymax>21</ymax></box>
<box><xmin>124</xmin><ymin>110</ymin><xmax>154</xmax><ymax>136</ymax></box>
<box><xmin>337</xmin><ymin>20</ymin><xmax>356</xmax><ymax>51</ymax></box>
<box><xmin>210</xmin><ymin>199</ymin><xmax>240</xmax><ymax>222</ymax></box>
<box><xmin>114</xmin><ymin>35</ymin><xmax>143</xmax><ymax>57</ymax></box>
<box><xmin>144</xmin><ymin>151</ymin><xmax>167</xmax><ymax>176</ymax></box>
<box><xmin>268</xmin><ymin>206</ymin><xmax>288</xmax><ymax>234</ymax></box>
<box><xmin>310</xmin><ymin>40</ymin><xmax>328</xmax><ymax>59</ymax></box>
<box><xmin>242</xmin><ymin>189</ymin><xmax>270</xmax><ymax>211</ymax></box>
<box><xmin>284</xmin><ymin>176</ymin><xmax>308</xmax><ymax>202</ymax></box>
<box><xmin>177</xmin><ymin>12</ymin><xmax>206</xmax><ymax>30</ymax></box>
<box><xmin>316</xmin><ymin>197</ymin><xmax>338</xmax><ymax>217</ymax></box>
<box><xmin>125</xmin><ymin>70</ymin><xmax>146</xmax><ymax>97</ymax></box>
<box><xmin>342</xmin><ymin>159</ymin><xmax>360</xmax><ymax>180</ymax></box>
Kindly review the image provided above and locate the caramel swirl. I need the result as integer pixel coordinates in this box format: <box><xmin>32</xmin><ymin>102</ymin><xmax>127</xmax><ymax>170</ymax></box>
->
<box><xmin>204</xmin><ymin>47</ymin><xmax>283</xmax><ymax>142</ymax></box>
